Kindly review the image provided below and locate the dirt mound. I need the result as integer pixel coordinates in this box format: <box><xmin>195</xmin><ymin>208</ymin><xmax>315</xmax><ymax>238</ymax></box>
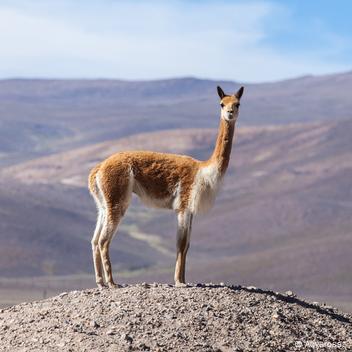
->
<box><xmin>0</xmin><ymin>284</ymin><xmax>351</xmax><ymax>351</ymax></box>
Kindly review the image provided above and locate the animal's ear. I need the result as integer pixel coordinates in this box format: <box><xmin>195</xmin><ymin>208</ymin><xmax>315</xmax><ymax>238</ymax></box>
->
<box><xmin>235</xmin><ymin>86</ymin><xmax>244</xmax><ymax>100</ymax></box>
<box><xmin>217</xmin><ymin>86</ymin><xmax>226</xmax><ymax>99</ymax></box>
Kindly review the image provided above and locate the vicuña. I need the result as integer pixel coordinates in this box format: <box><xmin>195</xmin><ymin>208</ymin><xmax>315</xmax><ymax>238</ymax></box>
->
<box><xmin>88</xmin><ymin>85</ymin><xmax>244</xmax><ymax>288</ymax></box>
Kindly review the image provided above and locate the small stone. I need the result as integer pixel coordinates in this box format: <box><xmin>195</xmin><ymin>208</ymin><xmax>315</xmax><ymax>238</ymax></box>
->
<box><xmin>106</xmin><ymin>329</ymin><xmax>115</xmax><ymax>336</ymax></box>
<box><xmin>285</xmin><ymin>290</ymin><xmax>296</xmax><ymax>297</ymax></box>
<box><xmin>138</xmin><ymin>342</ymin><xmax>150</xmax><ymax>350</ymax></box>
<box><xmin>272</xmin><ymin>312</ymin><xmax>280</xmax><ymax>320</ymax></box>
<box><xmin>90</xmin><ymin>320</ymin><xmax>100</xmax><ymax>328</ymax></box>
<box><xmin>59</xmin><ymin>292</ymin><xmax>68</xmax><ymax>298</ymax></box>
<box><xmin>122</xmin><ymin>334</ymin><xmax>133</xmax><ymax>343</ymax></box>
<box><xmin>247</xmin><ymin>286</ymin><xmax>257</xmax><ymax>290</ymax></box>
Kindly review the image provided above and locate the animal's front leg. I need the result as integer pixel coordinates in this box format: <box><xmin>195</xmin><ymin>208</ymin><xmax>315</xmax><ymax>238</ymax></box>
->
<box><xmin>174</xmin><ymin>211</ymin><xmax>193</xmax><ymax>286</ymax></box>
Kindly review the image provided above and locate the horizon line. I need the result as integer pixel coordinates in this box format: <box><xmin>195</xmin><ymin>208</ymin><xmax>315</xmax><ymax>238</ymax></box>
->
<box><xmin>0</xmin><ymin>70</ymin><xmax>351</xmax><ymax>85</ymax></box>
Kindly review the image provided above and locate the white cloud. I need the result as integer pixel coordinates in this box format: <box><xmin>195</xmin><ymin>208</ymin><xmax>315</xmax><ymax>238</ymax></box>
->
<box><xmin>0</xmin><ymin>1</ymin><xmax>349</xmax><ymax>82</ymax></box>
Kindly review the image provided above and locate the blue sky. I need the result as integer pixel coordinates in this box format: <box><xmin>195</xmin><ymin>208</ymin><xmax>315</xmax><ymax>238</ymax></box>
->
<box><xmin>0</xmin><ymin>0</ymin><xmax>351</xmax><ymax>82</ymax></box>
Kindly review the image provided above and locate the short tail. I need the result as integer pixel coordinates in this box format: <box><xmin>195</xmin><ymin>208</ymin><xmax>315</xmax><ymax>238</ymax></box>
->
<box><xmin>88</xmin><ymin>164</ymin><xmax>101</xmax><ymax>196</ymax></box>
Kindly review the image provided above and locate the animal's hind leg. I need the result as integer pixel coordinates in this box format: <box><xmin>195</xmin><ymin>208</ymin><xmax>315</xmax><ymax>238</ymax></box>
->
<box><xmin>98</xmin><ymin>211</ymin><xmax>121</xmax><ymax>288</ymax></box>
<box><xmin>90</xmin><ymin>178</ymin><xmax>106</xmax><ymax>289</ymax></box>
<box><xmin>91</xmin><ymin>209</ymin><xmax>105</xmax><ymax>289</ymax></box>
<box><xmin>99</xmin><ymin>177</ymin><xmax>133</xmax><ymax>288</ymax></box>
<box><xmin>94</xmin><ymin>164</ymin><xmax>133</xmax><ymax>288</ymax></box>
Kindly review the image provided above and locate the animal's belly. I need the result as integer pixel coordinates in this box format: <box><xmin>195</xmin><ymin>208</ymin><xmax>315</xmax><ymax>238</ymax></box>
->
<box><xmin>137</xmin><ymin>192</ymin><xmax>173</xmax><ymax>209</ymax></box>
<box><xmin>133</xmin><ymin>182</ymin><xmax>174</xmax><ymax>209</ymax></box>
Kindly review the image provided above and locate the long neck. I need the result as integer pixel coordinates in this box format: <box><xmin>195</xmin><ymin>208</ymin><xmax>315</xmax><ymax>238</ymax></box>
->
<box><xmin>209</xmin><ymin>118</ymin><xmax>235</xmax><ymax>175</ymax></box>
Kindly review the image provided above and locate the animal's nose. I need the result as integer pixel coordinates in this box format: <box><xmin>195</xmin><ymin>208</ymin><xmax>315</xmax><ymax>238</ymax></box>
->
<box><xmin>228</xmin><ymin>110</ymin><xmax>234</xmax><ymax>114</ymax></box>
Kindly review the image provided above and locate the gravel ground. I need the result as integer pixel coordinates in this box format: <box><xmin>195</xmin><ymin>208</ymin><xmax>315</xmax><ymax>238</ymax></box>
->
<box><xmin>0</xmin><ymin>283</ymin><xmax>351</xmax><ymax>351</ymax></box>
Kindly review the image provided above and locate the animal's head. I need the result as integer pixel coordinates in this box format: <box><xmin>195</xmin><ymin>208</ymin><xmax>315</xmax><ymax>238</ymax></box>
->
<box><xmin>217</xmin><ymin>85</ymin><xmax>244</xmax><ymax>122</ymax></box>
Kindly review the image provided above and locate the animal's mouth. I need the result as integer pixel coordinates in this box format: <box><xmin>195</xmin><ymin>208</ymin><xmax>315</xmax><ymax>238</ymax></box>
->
<box><xmin>223</xmin><ymin>112</ymin><xmax>236</xmax><ymax>121</ymax></box>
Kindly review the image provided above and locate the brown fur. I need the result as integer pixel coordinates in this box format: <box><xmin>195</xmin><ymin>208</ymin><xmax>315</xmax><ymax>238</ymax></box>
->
<box><xmin>88</xmin><ymin>86</ymin><xmax>244</xmax><ymax>288</ymax></box>
<box><xmin>208</xmin><ymin>118</ymin><xmax>235</xmax><ymax>175</ymax></box>
<box><xmin>99</xmin><ymin>152</ymin><xmax>200</xmax><ymax>212</ymax></box>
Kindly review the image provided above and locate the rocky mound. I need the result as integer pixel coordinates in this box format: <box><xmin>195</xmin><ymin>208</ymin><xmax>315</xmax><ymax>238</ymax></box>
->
<box><xmin>0</xmin><ymin>284</ymin><xmax>351</xmax><ymax>351</ymax></box>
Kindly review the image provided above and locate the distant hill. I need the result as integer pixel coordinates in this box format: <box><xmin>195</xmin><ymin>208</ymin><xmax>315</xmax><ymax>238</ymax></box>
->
<box><xmin>1</xmin><ymin>72</ymin><xmax>352</xmax><ymax>165</ymax></box>
<box><xmin>0</xmin><ymin>118</ymin><xmax>351</xmax><ymax>311</ymax></box>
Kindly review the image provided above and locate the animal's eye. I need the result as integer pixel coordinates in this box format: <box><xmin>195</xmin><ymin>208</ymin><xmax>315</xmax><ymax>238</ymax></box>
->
<box><xmin>220</xmin><ymin>103</ymin><xmax>225</xmax><ymax>108</ymax></box>
<box><xmin>235</xmin><ymin>103</ymin><xmax>240</xmax><ymax>108</ymax></box>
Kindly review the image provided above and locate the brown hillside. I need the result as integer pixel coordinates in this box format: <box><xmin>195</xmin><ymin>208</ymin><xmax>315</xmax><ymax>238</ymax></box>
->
<box><xmin>0</xmin><ymin>121</ymin><xmax>351</xmax><ymax>311</ymax></box>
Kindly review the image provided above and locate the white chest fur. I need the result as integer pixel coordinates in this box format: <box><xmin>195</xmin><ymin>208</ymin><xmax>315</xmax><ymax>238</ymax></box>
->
<box><xmin>189</xmin><ymin>163</ymin><xmax>222</xmax><ymax>214</ymax></box>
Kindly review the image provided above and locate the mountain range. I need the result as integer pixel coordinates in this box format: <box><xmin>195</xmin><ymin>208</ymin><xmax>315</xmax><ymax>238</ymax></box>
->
<box><xmin>0</xmin><ymin>72</ymin><xmax>351</xmax><ymax>311</ymax></box>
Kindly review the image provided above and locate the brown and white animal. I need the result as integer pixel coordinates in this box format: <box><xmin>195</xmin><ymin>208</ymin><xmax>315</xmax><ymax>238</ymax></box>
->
<box><xmin>88</xmin><ymin>85</ymin><xmax>244</xmax><ymax>288</ymax></box>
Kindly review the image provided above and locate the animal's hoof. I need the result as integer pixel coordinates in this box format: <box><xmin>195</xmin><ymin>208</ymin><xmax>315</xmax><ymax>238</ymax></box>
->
<box><xmin>175</xmin><ymin>282</ymin><xmax>187</xmax><ymax>288</ymax></box>
<box><xmin>97</xmin><ymin>282</ymin><xmax>107</xmax><ymax>290</ymax></box>
<box><xmin>108</xmin><ymin>282</ymin><xmax>120</xmax><ymax>289</ymax></box>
